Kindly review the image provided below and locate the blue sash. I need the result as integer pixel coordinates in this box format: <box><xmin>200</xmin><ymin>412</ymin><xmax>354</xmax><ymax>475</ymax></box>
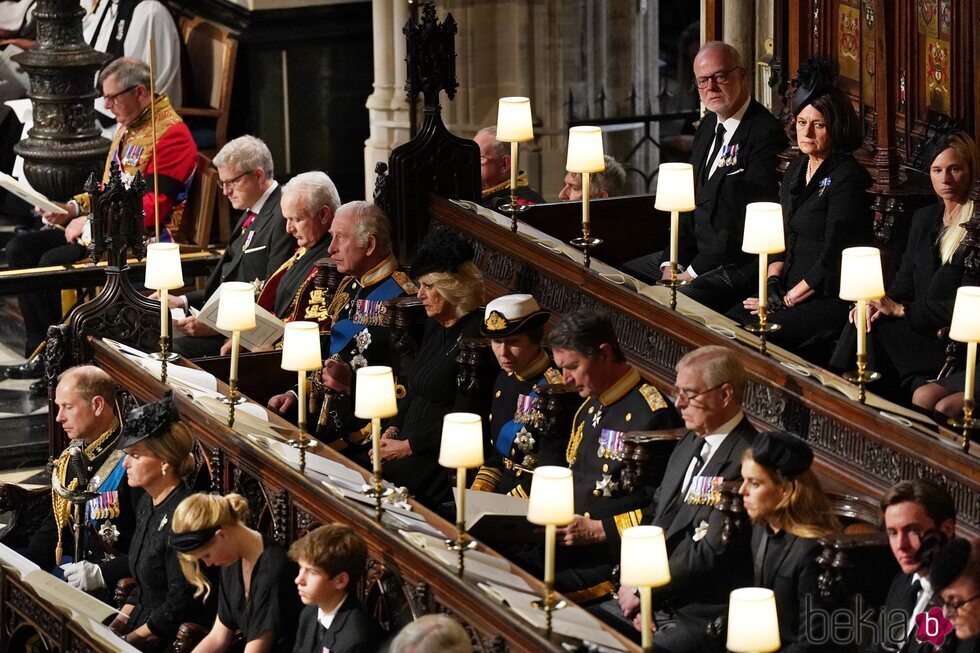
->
<box><xmin>494</xmin><ymin>376</ymin><xmax>548</xmax><ymax>457</ymax></box>
<box><xmin>86</xmin><ymin>454</ymin><xmax>126</xmax><ymax>524</ymax></box>
<box><xmin>329</xmin><ymin>276</ymin><xmax>403</xmax><ymax>356</ymax></box>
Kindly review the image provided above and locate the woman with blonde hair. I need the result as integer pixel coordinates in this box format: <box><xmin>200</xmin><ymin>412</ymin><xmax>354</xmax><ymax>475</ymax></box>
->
<box><xmin>832</xmin><ymin>129</ymin><xmax>980</xmax><ymax>404</ymax></box>
<box><xmin>366</xmin><ymin>228</ymin><xmax>497</xmax><ymax>506</ymax></box>
<box><xmin>110</xmin><ymin>392</ymin><xmax>207</xmax><ymax>651</ymax></box>
<box><xmin>170</xmin><ymin>492</ymin><xmax>300</xmax><ymax>653</ymax></box>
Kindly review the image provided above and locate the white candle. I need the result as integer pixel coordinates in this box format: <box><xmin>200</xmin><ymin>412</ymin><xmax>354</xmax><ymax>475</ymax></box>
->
<box><xmin>856</xmin><ymin>299</ymin><xmax>867</xmax><ymax>357</ymax></box>
<box><xmin>758</xmin><ymin>253</ymin><xmax>768</xmax><ymax>312</ymax></box>
<box><xmin>456</xmin><ymin>469</ymin><xmax>466</xmax><ymax>526</ymax></box>
<box><xmin>965</xmin><ymin>341</ymin><xmax>977</xmax><ymax>403</ymax></box>
<box><xmin>510</xmin><ymin>142</ymin><xmax>518</xmax><ymax>195</ymax></box>
<box><xmin>296</xmin><ymin>369</ymin><xmax>306</xmax><ymax>430</ymax></box>
<box><xmin>544</xmin><ymin>523</ymin><xmax>556</xmax><ymax>585</ymax></box>
<box><xmin>669</xmin><ymin>210</ymin><xmax>679</xmax><ymax>268</ymax></box>
<box><xmin>229</xmin><ymin>331</ymin><xmax>241</xmax><ymax>380</ymax></box>
<box><xmin>582</xmin><ymin>173</ymin><xmax>591</xmax><ymax>229</ymax></box>
<box><xmin>640</xmin><ymin>585</ymin><xmax>653</xmax><ymax>649</ymax></box>
<box><xmin>372</xmin><ymin>417</ymin><xmax>382</xmax><ymax>475</ymax></box>
<box><xmin>160</xmin><ymin>288</ymin><xmax>169</xmax><ymax>339</ymax></box>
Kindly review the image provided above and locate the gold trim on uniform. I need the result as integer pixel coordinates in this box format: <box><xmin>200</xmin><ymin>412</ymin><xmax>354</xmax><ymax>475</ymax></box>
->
<box><xmin>613</xmin><ymin>509</ymin><xmax>643</xmax><ymax>536</ymax></box>
<box><xmin>514</xmin><ymin>351</ymin><xmax>551</xmax><ymax>382</ymax></box>
<box><xmin>481</xmin><ymin>170</ymin><xmax>533</xmax><ymax>198</ymax></box>
<box><xmin>565</xmin><ymin>398</ymin><xmax>591</xmax><ymax>465</ymax></box>
<box><xmin>359</xmin><ymin>254</ymin><xmax>398</xmax><ymax>287</ymax></box>
<box><xmin>544</xmin><ymin>368</ymin><xmax>564</xmax><ymax>385</ymax></box>
<box><xmin>472</xmin><ymin>465</ymin><xmax>501</xmax><ymax>492</ymax></box>
<box><xmin>598</xmin><ymin>367</ymin><xmax>641</xmax><ymax>407</ymax></box>
<box><xmin>639</xmin><ymin>383</ymin><xmax>668</xmax><ymax>412</ymax></box>
<box><xmin>507</xmin><ymin>484</ymin><xmax>529</xmax><ymax>499</ymax></box>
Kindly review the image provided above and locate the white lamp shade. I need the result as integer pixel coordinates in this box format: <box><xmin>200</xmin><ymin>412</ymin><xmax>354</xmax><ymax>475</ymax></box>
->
<box><xmin>565</xmin><ymin>126</ymin><xmax>605</xmax><ymax>173</ymax></box>
<box><xmin>950</xmin><ymin>286</ymin><xmax>980</xmax><ymax>342</ymax></box>
<box><xmin>654</xmin><ymin>163</ymin><xmax>696</xmax><ymax>212</ymax></box>
<box><xmin>527</xmin><ymin>466</ymin><xmax>574</xmax><ymax>526</ymax></box>
<box><xmin>742</xmin><ymin>202</ymin><xmax>785</xmax><ymax>254</ymax></box>
<box><xmin>727</xmin><ymin>587</ymin><xmax>781</xmax><ymax>652</ymax></box>
<box><xmin>215</xmin><ymin>282</ymin><xmax>256</xmax><ymax>331</ymax></box>
<box><xmin>496</xmin><ymin>97</ymin><xmax>534</xmax><ymax>142</ymax></box>
<box><xmin>438</xmin><ymin>412</ymin><xmax>484</xmax><ymax>468</ymax></box>
<box><xmin>281</xmin><ymin>321</ymin><xmax>322</xmax><ymax>371</ymax></box>
<box><xmin>353</xmin><ymin>366</ymin><xmax>398</xmax><ymax>419</ymax></box>
<box><xmin>839</xmin><ymin>247</ymin><xmax>885</xmax><ymax>301</ymax></box>
<box><xmin>620</xmin><ymin>525</ymin><xmax>671</xmax><ymax>588</ymax></box>
<box><xmin>144</xmin><ymin>243</ymin><xmax>184</xmax><ymax>290</ymax></box>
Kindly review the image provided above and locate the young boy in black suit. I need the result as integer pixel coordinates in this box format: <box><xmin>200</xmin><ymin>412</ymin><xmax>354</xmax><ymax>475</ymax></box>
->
<box><xmin>290</xmin><ymin>524</ymin><xmax>383</xmax><ymax>653</ymax></box>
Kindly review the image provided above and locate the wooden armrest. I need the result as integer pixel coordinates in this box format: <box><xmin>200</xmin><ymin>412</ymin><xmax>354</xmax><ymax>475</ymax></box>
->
<box><xmin>114</xmin><ymin>577</ymin><xmax>137</xmax><ymax>609</ymax></box>
<box><xmin>174</xmin><ymin>622</ymin><xmax>209</xmax><ymax>653</ymax></box>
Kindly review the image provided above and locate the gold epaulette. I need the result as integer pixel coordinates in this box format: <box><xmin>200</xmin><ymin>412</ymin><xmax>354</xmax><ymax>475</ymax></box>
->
<box><xmin>639</xmin><ymin>384</ymin><xmax>668</xmax><ymax>412</ymax></box>
<box><xmin>392</xmin><ymin>271</ymin><xmax>418</xmax><ymax>295</ymax></box>
<box><xmin>544</xmin><ymin>367</ymin><xmax>564</xmax><ymax>385</ymax></box>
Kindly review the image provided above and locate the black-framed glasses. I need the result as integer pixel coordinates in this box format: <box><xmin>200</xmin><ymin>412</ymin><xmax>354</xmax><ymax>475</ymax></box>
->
<box><xmin>942</xmin><ymin>592</ymin><xmax>980</xmax><ymax>614</ymax></box>
<box><xmin>673</xmin><ymin>383</ymin><xmax>726</xmax><ymax>404</ymax></box>
<box><xmin>103</xmin><ymin>84</ymin><xmax>138</xmax><ymax>103</ymax></box>
<box><xmin>694</xmin><ymin>67</ymin><xmax>743</xmax><ymax>89</ymax></box>
<box><xmin>215</xmin><ymin>170</ymin><xmax>252</xmax><ymax>190</ymax></box>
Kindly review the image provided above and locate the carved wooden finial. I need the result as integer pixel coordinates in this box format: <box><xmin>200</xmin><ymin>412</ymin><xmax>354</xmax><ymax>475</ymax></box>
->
<box><xmin>403</xmin><ymin>2</ymin><xmax>459</xmax><ymax>108</ymax></box>
<box><xmin>87</xmin><ymin>160</ymin><xmax>148</xmax><ymax>266</ymax></box>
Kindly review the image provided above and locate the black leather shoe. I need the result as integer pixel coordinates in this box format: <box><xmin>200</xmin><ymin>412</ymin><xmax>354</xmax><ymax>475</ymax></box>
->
<box><xmin>29</xmin><ymin>378</ymin><xmax>47</xmax><ymax>397</ymax></box>
<box><xmin>5</xmin><ymin>356</ymin><xmax>44</xmax><ymax>379</ymax></box>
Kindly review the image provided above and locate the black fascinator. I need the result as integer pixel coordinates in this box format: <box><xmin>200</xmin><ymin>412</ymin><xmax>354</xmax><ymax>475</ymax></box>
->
<box><xmin>791</xmin><ymin>57</ymin><xmax>838</xmax><ymax>115</ymax></box>
<box><xmin>410</xmin><ymin>228</ymin><xmax>475</xmax><ymax>278</ymax></box>
<box><xmin>118</xmin><ymin>390</ymin><xmax>178</xmax><ymax>449</ymax></box>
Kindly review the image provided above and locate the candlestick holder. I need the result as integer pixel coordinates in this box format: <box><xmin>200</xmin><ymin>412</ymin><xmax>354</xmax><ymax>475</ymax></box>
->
<box><xmin>744</xmin><ymin>308</ymin><xmax>781</xmax><ymax>355</ymax></box>
<box><xmin>947</xmin><ymin>399</ymin><xmax>977</xmax><ymax>454</ymax></box>
<box><xmin>843</xmin><ymin>352</ymin><xmax>880</xmax><ymax>404</ymax></box>
<box><xmin>363</xmin><ymin>466</ymin><xmax>393</xmax><ymax>523</ymax></box>
<box><xmin>500</xmin><ymin>199</ymin><xmax>528</xmax><ymax>233</ymax></box>
<box><xmin>656</xmin><ymin>262</ymin><xmax>689</xmax><ymax>311</ymax></box>
<box><xmin>530</xmin><ymin>569</ymin><xmax>567</xmax><ymax>637</ymax></box>
<box><xmin>148</xmin><ymin>334</ymin><xmax>179</xmax><ymax>384</ymax></box>
<box><xmin>288</xmin><ymin>370</ymin><xmax>315</xmax><ymax>473</ymax></box>
<box><xmin>570</xmin><ymin>231</ymin><xmax>603</xmax><ymax>269</ymax></box>
<box><xmin>444</xmin><ymin>494</ymin><xmax>478</xmax><ymax>578</ymax></box>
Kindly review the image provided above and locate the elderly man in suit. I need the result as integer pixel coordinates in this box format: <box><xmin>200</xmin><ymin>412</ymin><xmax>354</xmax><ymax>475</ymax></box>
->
<box><xmin>164</xmin><ymin>135</ymin><xmax>297</xmax><ymax>358</ymax></box>
<box><xmin>624</xmin><ymin>41</ymin><xmax>785</xmax><ymax>312</ymax></box>
<box><xmin>602</xmin><ymin>345</ymin><xmax>756</xmax><ymax>647</ymax></box>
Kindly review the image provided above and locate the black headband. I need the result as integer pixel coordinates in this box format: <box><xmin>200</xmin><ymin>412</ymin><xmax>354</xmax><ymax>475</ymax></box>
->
<box><xmin>170</xmin><ymin>526</ymin><xmax>220</xmax><ymax>553</ymax></box>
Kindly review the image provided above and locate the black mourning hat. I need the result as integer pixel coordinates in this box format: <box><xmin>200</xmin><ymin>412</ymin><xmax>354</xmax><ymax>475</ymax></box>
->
<box><xmin>929</xmin><ymin>537</ymin><xmax>972</xmax><ymax>592</ymax></box>
<box><xmin>118</xmin><ymin>390</ymin><xmax>178</xmax><ymax>450</ymax></box>
<box><xmin>751</xmin><ymin>431</ymin><xmax>813</xmax><ymax>477</ymax></box>
<box><xmin>410</xmin><ymin>228</ymin><xmax>475</xmax><ymax>278</ymax></box>
<box><xmin>480</xmin><ymin>294</ymin><xmax>550</xmax><ymax>338</ymax></box>
<box><xmin>791</xmin><ymin>57</ymin><xmax>838</xmax><ymax>116</ymax></box>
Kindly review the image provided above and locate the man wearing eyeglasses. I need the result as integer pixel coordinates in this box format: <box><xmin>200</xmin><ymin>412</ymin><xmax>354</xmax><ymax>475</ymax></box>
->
<box><xmin>4</xmin><ymin>57</ymin><xmax>196</xmax><ymax>379</ymax></box>
<box><xmin>623</xmin><ymin>41</ymin><xmax>785</xmax><ymax>313</ymax></box>
<box><xmin>608</xmin><ymin>345</ymin><xmax>756</xmax><ymax>649</ymax></box>
<box><xmin>475</xmin><ymin>126</ymin><xmax>545</xmax><ymax>210</ymax></box>
<box><xmin>161</xmin><ymin>134</ymin><xmax>297</xmax><ymax>358</ymax></box>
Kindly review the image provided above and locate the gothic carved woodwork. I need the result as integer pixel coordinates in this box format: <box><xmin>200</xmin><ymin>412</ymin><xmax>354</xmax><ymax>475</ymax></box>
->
<box><xmin>430</xmin><ymin>196</ymin><xmax>979</xmax><ymax>534</ymax></box>
<box><xmin>388</xmin><ymin>296</ymin><xmax>427</xmax><ymax>356</ymax></box>
<box><xmin>619</xmin><ymin>429</ymin><xmax>685</xmax><ymax>495</ymax></box>
<box><xmin>12</xmin><ymin>0</ymin><xmax>110</xmax><ymax>200</ymax></box>
<box><xmin>385</xmin><ymin>2</ymin><xmax>480</xmax><ymax>261</ymax></box>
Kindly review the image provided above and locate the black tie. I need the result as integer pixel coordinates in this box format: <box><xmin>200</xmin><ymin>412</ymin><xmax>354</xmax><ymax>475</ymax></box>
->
<box><xmin>907</xmin><ymin>578</ymin><xmax>922</xmax><ymax>611</ymax></box>
<box><xmin>682</xmin><ymin>443</ymin><xmax>708</xmax><ymax>495</ymax></box>
<box><xmin>702</xmin><ymin>123</ymin><xmax>727</xmax><ymax>184</ymax></box>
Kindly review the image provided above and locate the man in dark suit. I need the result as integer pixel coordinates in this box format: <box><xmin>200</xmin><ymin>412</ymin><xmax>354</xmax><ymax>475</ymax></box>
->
<box><xmin>165</xmin><ymin>135</ymin><xmax>296</xmax><ymax>358</ymax></box>
<box><xmin>289</xmin><ymin>523</ymin><xmax>383</xmax><ymax>653</ymax></box>
<box><xmin>623</xmin><ymin>41</ymin><xmax>785</xmax><ymax>312</ymax></box>
<box><xmin>604</xmin><ymin>345</ymin><xmax>756</xmax><ymax>647</ymax></box>
<box><xmin>875</xmin><ymin>480</ymin><xmax>959</xmax><ymax>653</ymax></box>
